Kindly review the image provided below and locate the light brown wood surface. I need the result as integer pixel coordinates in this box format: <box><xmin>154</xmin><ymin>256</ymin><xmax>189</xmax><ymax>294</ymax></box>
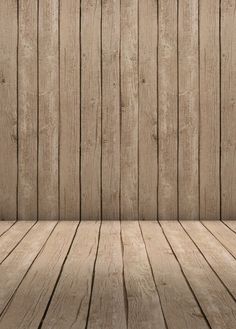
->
<box><xmin>138</xmin><ymin>0</ymin><xmax>158</xmax><ymax>220</ymax></box>
<box><xmin>161</xmin><ymin>221</ymin><xmax>236</xmax><ymax>329</ymax></box>
<box><xmin>18</xmin><ymin>0</ymin><xmax>38</xmax><ymax>220</ymax></box>
<box><xmin>158</xmin><ymin>0</ymin><xmax>178</xmax><ymax>219</ymax></box>
<box><xmin>120</xmin><ymin>0</ymin><xmax>139</xmax><ymax>220</ymax></box>
<box><xmin>81</xmin><ymin>0</ymin><xmax>101</xmax><ymax>220</ymax></box>
<box><xmin>121</xmin><ymin>221</ymin><xmax>166</xmax><ymax>329</ymax></box>
<box><xmin>87</xmin><ymin>221</ymin><xmax>126</xmax><ymax>329</ymax></box>
<box><xmin>0</xmin><ymin>221</ymin><xmax>56</xmax><ymax>314</ymax></box>
<box><xmin>0</xmin><ymin>221</ymin><xmax>77</xmax><ymax>329</ymax></box>
<box><xmin>40</xmin><ymin>221</ymin><xmax>100</xmax><ymax>329</ymax></box>
<box><xmin>199</xmin><ymin>0</ymin><xmax>220</xmax><ymax>219</ymax></box>
<box><xmin>0</xmin><ymin>220</ymin><xmax>35</xmax><ymax>263</ymax></box>
<box><xmin>221</xmin><ymin>0</ymin><xmax>236</xmax><ymax>219</ymax></box>
<box><xmin>38</xmin><ymin>0</ymin><xmax>59</xmax><ymax>219</ymax></box>
<box><xmin>202</xmin><ymin>220</ymin><xmax>236</xmax><ymax>258</ymax></box>
<box><xmin>0</xmin><ymin>0</ymin><xmax>17</xmax><ymax>220</ymax></box>
<box><xmin>1</xmin><ymin>1</ymin><xmax>236</xmax><ymax>219</ymax></box>
<box><xmin>140</xmin><ymin>221</ymin><xmax>208</xmax><ymax>329</ymax></box>
<box><xmin>59</xmin><ymin>0</ymin><xmax>80</xmax><ymax>219</ymax></box>
<box><xmin>0</xmin><ymin>221</ymin><xmax>15</xmax><ymax>237</ymax></box>
<box><xmin>102</xmin><ymin>0</ymin><xmax>120</xmax><ymax>220</ymax></box>
<box><xmin>1</xmin><ymin>220</ymin><xmax>236</xmax><ymax>328</ymax></box>
<box><xmin>181</xmin><ymin>220</ymin><xmax>236</xmax><ymax>298</ymax></box>
<box><xmin>178</xmin><ymin>0</ymin><xmax>199</xmax><ymax>219</ymax></box>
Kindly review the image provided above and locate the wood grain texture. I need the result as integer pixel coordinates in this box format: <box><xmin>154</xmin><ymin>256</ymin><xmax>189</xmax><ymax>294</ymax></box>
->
<box><xmin>0</xmin><ymin>221</ymin><xmax>77</xmax><ymax>329</ymax></box>
<box><xmin>140</xmin><ymin>221</ymin><xmax>208</xmax><ymax>329</ymax></box>
<box><xmin>38</xmin><ymin>0</ymin><xmax>59</xmax><ymax>219</ymax></box>
<box><xmin>138</xmin><ymin>0</ymin><xmax>158</xmax><ymax>220</ymax></box>
<box><xmin>0</xmin><ymin>221</ymin><xmax>15</xmax><ymax>237</ymax></box>
<box><xmin>87</xmin><ymin>221</ymin><xmax>127</xmax><ymax>329</ymax></box>
<box><xmin>18</xmin><ymin>0</ymin><xmax>38</xmax><ymax>220</ymax></box>
<box><xmin>178</xmin><ymin>0</ymin><xmax>199</xmax><ymax>220</ymax></box>
<box><xmin>158</xmin><ymin>0</ymin><xmax>178</xmax><ymax>219</ymax></box>
<box><xmin>102</xmin><ymin>0</ymin><xmax>120</xmax><ymax>220</ymax></box>
<box><xmin>221</xmin><ymin>0</ymin><xmax>236</xmax><ymax>219</ymax></box>
<box><xmin>0</xmin><ymin>0</ymin><xmax>17</xmax><ymax>220</ymax></box>
<box><xmin>59</xmin><ymin>0</ymin><xmax>80</xmax><ymax>220</ymax></box>
<box><xmin>0</xmin><ymin>220</ymin><xmax>35</xmax><ymax>263</ymax></box>
<box><xmin>181</xmin><ymin>220</ymin><xmax>236</xmax><ymax>298</ymax></box>
<box><xmin>120</xmin><ymin>0</ymin><xmax>139</xmax><ymax>220</ymax></box>
<box><xmin>0</xmin><ymin>221</ymin><xmax>56</xmax><ymax>314</ymax></box>
<box><xmin>161</xmin><ymin>221</ymin><xmax>236</xmax><ymax>329</ymax></box>
<box><xmin>121</xmin><ymin>221</ymin><xmax>166</xmax><ymax>329</ymax></box>
<box><xmin>202</xmin><ymin>220</ymin><xmax>236</xmax><ymax>258</ymax></box>
<box><xmin>199</xmin><ymin>0</ymin><xmax>220</xmax><ymax>219</ymax></box>
<box><xmin>81</xmin><ymin>0</ymin><xmax>101</xmax><ymax>220</ymax></box>
<box><xmin>40</xmin><ymin>221</ymin><xmax>100</xmax><ymax>329</ymax></box>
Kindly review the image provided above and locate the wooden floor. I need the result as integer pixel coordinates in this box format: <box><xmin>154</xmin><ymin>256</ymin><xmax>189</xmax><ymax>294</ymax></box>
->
<box><xmin>0</xmin><ymin>220</ymin><xmax>236</xmax><ymax>329</ymax></box>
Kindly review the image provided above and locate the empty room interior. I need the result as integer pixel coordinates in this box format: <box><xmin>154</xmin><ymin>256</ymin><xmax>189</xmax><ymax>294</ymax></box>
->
<box><xmin>0</xmin><ymin>0</ymin><xmax>236</xmax><ymax>328</ymax></box>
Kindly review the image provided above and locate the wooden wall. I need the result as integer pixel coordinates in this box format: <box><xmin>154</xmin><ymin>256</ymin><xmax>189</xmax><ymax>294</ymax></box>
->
<box><xmin>0</xmin><ymin>0</ymin><xmax>235</xmax><ymax>220</ymax></box>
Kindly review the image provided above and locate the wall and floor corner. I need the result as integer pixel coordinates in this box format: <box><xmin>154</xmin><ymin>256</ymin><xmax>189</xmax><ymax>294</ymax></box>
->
<box><xmin>0</xmin><ymin>0</ymin><xmax>236</xmax><ymax>221</ymax></box>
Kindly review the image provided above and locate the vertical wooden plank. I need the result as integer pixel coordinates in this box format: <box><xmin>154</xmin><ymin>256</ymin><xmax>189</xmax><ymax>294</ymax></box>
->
<box><xmin>38</xmin><ymin>0</ymin><xmax>59</xmax><ymax>219</ymax></box>
<box><xmin>18</xmin><ymin>0</ymin><xmax>38</xmax><ymax>220</ymax></box>
<box><xmin>81</xmin><ymin>0</ymin><xmax>101</xmax><ymax>220</ymax></box>
<box><xmin>200</xmin><ymin>0</ymin><xmax>220</xmax><ymax>219</ymax></box>
<box><xmin>178</xmin><ymin>0</ymin><xmax>199</xmax><ymax>219</ymax></box>
<box><xmin>138</xmin><ymin>0</ymin><xmax>158</xmax><ymax>220</ymax></box>
<box><xmin>121</xmin><ymin>0</ymin><xmax>138</xmax><ymax>220</ymax></box>
<box><xmin>221</xmin><ymin>0</ymin><xmax>236</xmax><ymax>219</ymax></box>
<box><xmin>0</xmin><ymin>0</ymin><xmax>17</xmax><ymax>219</ymax></box>
<box><xmin>102</xmin><ymin>0</ymin><xmax>120</xmax><ymax>220</ymax></box>
<box><xmin>59</xmin><ymin>0</ymin><xmax>80</xmax><ymax>219</ymax></box>
<box><xmin>158</xmin><ymin>0</ymin><xmax>178</xmax><ymax>219</ymax></box>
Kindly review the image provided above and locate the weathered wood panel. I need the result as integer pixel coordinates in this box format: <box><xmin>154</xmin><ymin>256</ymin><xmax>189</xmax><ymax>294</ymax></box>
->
<box><xmin>199</xmin><ymin>0</ymin><xmax>220</xmax><ymax>219</ymax></box>
<box><xmin>38</xmin><ymin>0</ymin><xmax>59</xmax><ymax>219</ymax></box>
<box><xmin>59</xmin><ymin>0</ymin><xmax>80</xmax><ymax>219</ymax></box>
<box><xmin>0</xmin><ymin>0</ymin><xmax>17</xmax><ymax>220</ymax></box>
<box><xmin>120</xmin><ymin>0</ymin><xmax>139</xmax><ymax>220</ymax></box>
<box><xmin>178</xmin><ymin>0</ymin><xmax>199</xmax><ymax>220</ymax></box>
<box><xmin>0</xmin><ymin>1</ymin><xmax>236</xmax><ymax>220</ymax></box>
<box><xmin>18</xmin><ymin>0</ymin><xmax>38</xmax><ymax>220</ymax></box>
<box><xmin>139</xmin><ymin>0</ymin><xmax>158</xmax><ymax>220</ymax></box>
<box><xmin>102</xmin><ymin>0</ymin><xmax>120</xmax><ymax>220</ymax></box>
<box><xmin>221</xmin><ymin>0</ymin><xmax>236</xmax><ymax>219</ymax></box>
<box><xmin>81</xmin><ymin>0</ymin><xmax>101</xmax><ymax>220</ymax></box>
<box><xmin>158</xmin><ymin>0</ymin><xmax>178</xmax><ymax>219</ymax></box>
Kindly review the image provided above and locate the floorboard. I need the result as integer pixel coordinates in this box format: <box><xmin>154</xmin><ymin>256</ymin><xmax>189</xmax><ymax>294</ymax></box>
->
<box><xmin>0</xmin><ymin>221</ymin><xmax>15</xmax><ymax>237</ymax></box>
<box><xmin>202</xmin><ymin>220</ymin><xmax>236</xmax><ymax>258</ymax></box>
<box><xmin>121</xmin><ymin>221</ymin><xmax>166</xmax><ymax>329</ymax></box>
<box><xmin>87</xmin><ymin>221</ymin><xmax>127</xmax><ymax>329</ymax></box>
<box><xmin>0</xmin><ymin>221</ymin><xmax>56</xmax><ymax>315</ymax></box>
<box><xmin>0</xmin><ymin>220</ymin><xmax>235</xmax><ymax>329</ymax></box>
<box><xmin>140</xmin><ymin>221</ymin><xmax>209</xmax><ymax>329</ymax></box>
<box><xmin>0</xmin><ymin>221</ymin><xmax>35</xmax><ymax>263</ymax></box>
<box><xmin>160</xmin><ymin>221</ymin><xmax>236</xmax><ymax>329</ymax></box>
<box><xmin>0</xmin><ymin>221</ymin><xmax>77</xmax><ymax>329</ymax></box>
<box><xmin>40</xmin><ymin>221</ymin><xmax>101</xmax><ymax>329</ymax></box>
<box><xmin>181</xmin><ymin>220</ymin><xmax>236</xmax><ymax>298</ymax></box>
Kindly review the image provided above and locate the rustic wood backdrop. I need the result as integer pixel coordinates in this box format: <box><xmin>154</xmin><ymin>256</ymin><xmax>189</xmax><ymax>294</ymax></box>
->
<box><xmin>0</xmin><ymin>0</ymin><xmax>235</xmax><ymax>220</ymax></box>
